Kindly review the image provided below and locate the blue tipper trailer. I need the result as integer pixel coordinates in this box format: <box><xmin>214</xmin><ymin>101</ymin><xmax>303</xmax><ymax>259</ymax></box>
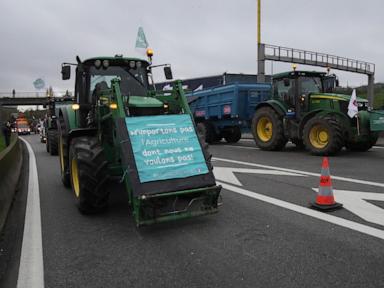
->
<box><xmin>187</xmin><ymin>83</ymin><xmax>271</xmax><ymax>143</ymax></box>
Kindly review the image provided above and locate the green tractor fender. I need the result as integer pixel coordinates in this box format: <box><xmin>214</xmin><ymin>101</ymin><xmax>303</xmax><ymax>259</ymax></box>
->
<box><xmin>254</xmin><ymin>100</ymin><xmax>287</xmax><ymax>117</ymax></box>
<box><xmin>58</xmin><ymin>106</ymin><xmax>77</xmax><ymax>134</ymax></box>
<box><xmin>298</xmin><ymin>110</ymin><xmax>351</xmax><ymax>139</ymax></box>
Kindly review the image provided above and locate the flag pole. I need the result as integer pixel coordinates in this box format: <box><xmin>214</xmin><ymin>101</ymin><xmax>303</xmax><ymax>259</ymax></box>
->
<box><xmin>356</xmin><ymin>114</ymin><xmax>360</xmax><ymax>135</ymax></box>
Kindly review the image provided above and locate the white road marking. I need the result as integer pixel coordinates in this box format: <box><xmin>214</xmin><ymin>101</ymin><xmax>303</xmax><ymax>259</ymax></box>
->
<box><xmin>218</xmin><ymin>181</ymin><xmax>384</xmax><ymax>240</ymax></box>
<box><xmin>239</xmin><ymin>139</ymin><xmax>254</xmax><ymax>142</ymax></box>
<box><xmin>313</xmin><ymin>188</ymin><xmax>384</xmax><ymax>226</ymax></box>
<box><xmin>213</xmin><ymin>167</ymin><xmax>306</xmax><ymax>186</ymax></box>
<box><xmin>18</xmin><ymin>138</ymin><xmax>44</xmax><ymax>288</ymax></box>
<box><xmin>372</xmin><ymin>146</ymin><xmax>384</xmax><ymax>149</ymax></box>
<box><xmin>213</xmin><ymin>157</ymin><xmax>384</xmax><ymax>188</ymax></box>
<box><xmin>225</xmin><ymin>145</ymin><xmax>260</xmax><ymax>150</ymax></box>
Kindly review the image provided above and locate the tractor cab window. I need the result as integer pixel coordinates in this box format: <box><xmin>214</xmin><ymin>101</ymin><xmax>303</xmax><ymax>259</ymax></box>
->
<box><xmin>298</xmin><ymin>76</ymin><xmax>322</xmax><ymax>95</ymax></box>
<box><xmin>89</xmin><ymin>65</ymin><xmax>149</xmax><ymax>103</ymax></box>
<box><xmin>273</xmin><ymin>78</ymin><xmax>295</xmax><ymax>107</ymax></box>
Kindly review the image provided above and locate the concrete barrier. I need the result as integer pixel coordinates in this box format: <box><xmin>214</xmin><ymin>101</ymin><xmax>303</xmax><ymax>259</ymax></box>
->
<box><xmin>0</xmin><ymin>134</ymin><xmax>22</xmax><ymax>232</ymax></box>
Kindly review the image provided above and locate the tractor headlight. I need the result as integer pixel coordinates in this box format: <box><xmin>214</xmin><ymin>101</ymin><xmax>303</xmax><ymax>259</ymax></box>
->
<box><xmin>109</xmin><ymin>103</ymin><xmax>118</xmax><ymax>110</ymax></box>
<box><xmin>72</xmin><ymin>103</ymin><xmax>80</xmax><ymax>110</ymax></box>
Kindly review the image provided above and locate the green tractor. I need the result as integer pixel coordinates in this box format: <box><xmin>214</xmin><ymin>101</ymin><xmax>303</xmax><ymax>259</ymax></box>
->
<box><xmin>252</xmin><ymin>70</ymin><xmax>381</xmax><ymax>155</ymax></box>
<box><xmin>45</xmin><ymin>93</ymin><xmax>73</xmax><ymax>156</ymax></box>
<box><xmin>58</xmin><ymin>53</ymin><xmax>221</xmax><ymax>225</ymax></box>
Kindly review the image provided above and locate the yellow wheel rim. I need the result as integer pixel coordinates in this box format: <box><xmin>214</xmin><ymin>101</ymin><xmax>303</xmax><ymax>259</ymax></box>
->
<box><xmin>257</xmin><ymin>117</ymin><xmax>273</xmax><ymax>142</ymax></box>
<box><xmin>309</xmin><ymin>125</ymin><xmax>329</xmax><ymax>149</ymax></box>
<box><xmin>59</xmin><ymin>137</ymin><xmax>65</xmax><ymax>173</ymax></box>
<box><xmin>71</xmin><ymin>158</ymin><xmax>80</xmax><ymax>198</ymax></box>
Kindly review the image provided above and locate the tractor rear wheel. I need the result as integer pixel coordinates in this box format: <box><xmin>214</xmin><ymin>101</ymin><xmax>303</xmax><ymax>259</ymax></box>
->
<box><xmin>252</xmin><ymin>107</ymin><xmax>287</xmax><ymax>150</ymax></box>
<box><xmin>69</xmin><ymin>136</ymin><xmax>109</xmax><ymax>214</ymax></box>
<box><xmin>303</xmin><ymin>115</ymin><xmax>344</xmax><ymax>155</ymax></box>
<box><xmin>223</xmin><ymin>126</ymin><xmax>242</xmax><ymax>143</ymax></box>
<box><xmin>48</xmin><ymin>130</ymin><xmax>58</xmax><ymax>155</ymax></box>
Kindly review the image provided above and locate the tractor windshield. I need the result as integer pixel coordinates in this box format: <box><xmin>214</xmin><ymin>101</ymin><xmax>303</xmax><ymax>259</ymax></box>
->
<box><xmin>298</xmin><ymin>76</ymin><xmax>322</xmax><ymax>94</ymax></box>
<box><xmin>89</xmin><ymin>65</ymin><xmax>149</xmax><ymax>98</ymax></box>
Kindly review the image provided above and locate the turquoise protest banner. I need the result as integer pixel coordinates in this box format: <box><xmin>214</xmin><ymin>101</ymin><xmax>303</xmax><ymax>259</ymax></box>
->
<box><xmin>126</xmin><ymin>114</ymin><xmax>209</xmax><ymax>183</ymax></box>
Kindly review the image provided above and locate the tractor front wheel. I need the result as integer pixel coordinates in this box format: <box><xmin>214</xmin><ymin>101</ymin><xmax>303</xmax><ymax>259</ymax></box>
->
<box><xmin>69</xmin><ymin>137</ymin><xmax>109</xmax><ymax>214</ymax></box>
<box><xmin>346</xmin><ymin>132</ymin><xmax>379</xmax><ymax>152</ymax></box>
<box><xmin>252</xmin><ymin>107</ymin><xmax>287</xmax><ymax>150</ymax></box>
<box><xmin>303</xmin><ymin>115</ymin><xmax>344</xmax><ymax>155</ymax></box>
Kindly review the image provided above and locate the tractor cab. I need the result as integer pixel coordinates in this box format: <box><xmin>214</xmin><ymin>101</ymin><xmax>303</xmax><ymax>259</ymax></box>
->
<box><xmin>272</xmin><ymin>71</ymin><xmax>338</xmax><ymax>118</ymax></box>
<box><xmin>61</xmin><ymin>55</ymin><xmax>173</xmax><ymax>126</ymax></box>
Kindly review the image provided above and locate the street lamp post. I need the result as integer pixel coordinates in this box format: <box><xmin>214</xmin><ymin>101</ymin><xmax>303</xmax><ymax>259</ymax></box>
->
<box><xmin>257</xmin><ymin>0</ymin><xmax>265</xmax><ymax>83</ymax></box>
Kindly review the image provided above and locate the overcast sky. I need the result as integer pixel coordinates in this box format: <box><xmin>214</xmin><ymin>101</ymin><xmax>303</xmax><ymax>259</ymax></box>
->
<box><xmin>0</xmin><ymin>0</ymin><xmax>383</xmax><ymax>94</ymax></box>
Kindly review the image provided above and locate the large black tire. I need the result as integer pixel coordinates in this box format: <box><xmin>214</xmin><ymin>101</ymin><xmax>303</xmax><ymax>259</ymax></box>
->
<box><xmin>69</xmin><ymin>137</ymin><xmax>109</xmax><ymax>214</ymax></box>
<box><xmin>292</xmin><ymin>138</ymin><xmax>305</xmax><ymax>149</ymax></box>
<box><xmin>345</xmin><ymin>132</ymin><xmax>379</xmax><ymax>152</ymax></box>
<box><xmin>48</xmin><ymin>130</ymin><xmax>59</xmax><ymax>155</ymax></box>
<box><xmin>303</xmin><ymin>115</ymin><xmax>344</xmax><ymax>156</ymax></box>
<box><xmin>223</xmin><ymin>126</ymin><xmax>242</xmax><ymax>143</ymax></box>
<box><xmin>196</xmin><ymin>121</ymin><xmax>218</xmax><ymax>144</ymax></box>
<box><xmin>58</xmin><ymin>117</ymin><xmax>70</xmax><ymax>187</ymax></box>
<box><xmin>251</xmin><ymin>107</ymin><xmax>287</xmax><ymax>150</ymax></box>
<box><xmin>46</xmin><ymin>133</ymin><xmax>50</xmax><ymax>152</ymax></box>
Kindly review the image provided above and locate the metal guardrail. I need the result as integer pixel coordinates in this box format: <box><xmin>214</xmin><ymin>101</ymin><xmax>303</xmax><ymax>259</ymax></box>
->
<box><xmin>0</xmin><ymin>96</ymin><xmax>74</xmax><ymax>106</ymax></box>
<box><xmin>263</xmin><ymin>44</ymin><xmax>375</xmax><ymax>75</ymax></box>
<box><xmin>0</xmin><ymin>91</ymin><xmax>72</xmax><ymax>98</ymax></box>
<box><xmin>0</xmin><ymin>135</ymin><xmax>22</xmax><ymax>232</ymax></box>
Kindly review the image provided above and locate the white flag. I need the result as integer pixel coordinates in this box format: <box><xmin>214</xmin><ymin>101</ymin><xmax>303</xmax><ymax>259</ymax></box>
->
<box><xmin>348</xmin><ymin>89</ymin><xmax>358</xmax><ymax>118</ymax></box>
<box><xmin>135</xmin><ymin>27</ymin><xmax>148</xmax><ymax>56</ymax></box>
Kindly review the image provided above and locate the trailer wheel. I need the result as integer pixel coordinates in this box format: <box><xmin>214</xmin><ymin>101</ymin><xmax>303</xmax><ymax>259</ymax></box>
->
<box><xmin>292</xmin><ymin>138</ymin><xmax>305</xmax><ymax>149</ymax></box>
<box><xmin>303</xmin><ymin>115</ymin><xmax>344</xmax><ymax>155</ymax></box>
<box><xmin>252</xmin><ymin>107</ymin><xmax>287</xmax><ymax>150</ymax></box>
<box><xmin>69</xmin><ymin>136</ymin><xmax>109</xmax><ymax>214</ymax></box>
<box><xmin>197</xmin><ymin>122</ymin><xmax>217</xmax><ymax>144</ymax></box>
<box><xmin>223</xmin><ymin>126</ymin><xmax>242</xmax><ymax>143</ymax></box>
<box><xmin>48</xmin><ymin>130</ymin><xmax>58</xmax><ymax>155</ymax></box>
<box><xmin>58</xmin><ymin>117</ymin><xmax>70</xmax><ymax>187</ymax></box>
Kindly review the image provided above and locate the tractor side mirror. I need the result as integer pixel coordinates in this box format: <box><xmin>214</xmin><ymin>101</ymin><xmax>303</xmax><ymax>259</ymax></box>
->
<box><xmin>61</xmin><ymin>65</ymin><xmax>71</xmax><ymax>80</ymax></box>
<box><xmin>283</xmin><ymin>78</ymin><xmax>290</xmax><ymax>87</ymax></box>
<box><xmin>164</xmin><ymin>66</ymin><xmax>173</xmax><ymax>80</ymax></box>
<box><xmin>335</xmin><ymin>79</ymin><xmax>340</xmax><ymax>87</ymax></box>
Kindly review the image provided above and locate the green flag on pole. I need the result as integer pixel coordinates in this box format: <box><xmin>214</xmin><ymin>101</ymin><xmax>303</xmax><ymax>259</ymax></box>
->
<box><xmin>135</xmin><ymin>27</ymin><xmax>148</xmax><ymax>49</ymax></box>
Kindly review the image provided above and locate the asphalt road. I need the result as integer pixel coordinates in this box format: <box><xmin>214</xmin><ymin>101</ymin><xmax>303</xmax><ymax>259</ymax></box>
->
<box><xmin>2</xmin><ymin>134</ymin><xmax>384</xmax><ymax>287</ymax></box>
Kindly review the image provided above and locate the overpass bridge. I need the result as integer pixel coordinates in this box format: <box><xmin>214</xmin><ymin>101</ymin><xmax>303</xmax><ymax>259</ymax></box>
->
<box><xmin>0</xmin><ymin>91</ymin><xmax>74</xmax><ymax>107</ymax></box>
<box><xmin>257</xmin><ymin>43</ymin><xmax>376</xmax><ymax>106</ymax></box>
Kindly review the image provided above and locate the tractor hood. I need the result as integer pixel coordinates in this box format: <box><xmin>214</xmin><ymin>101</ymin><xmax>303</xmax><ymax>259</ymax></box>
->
<box><xmin>310</xmin><ymin>93</ymin><xmax>368</xmax><ymax>103</ymax></box>
<box><xmin>128</xmin><ymin>96</ymin><xmax>164</xmax><ymax>108</ymax></box>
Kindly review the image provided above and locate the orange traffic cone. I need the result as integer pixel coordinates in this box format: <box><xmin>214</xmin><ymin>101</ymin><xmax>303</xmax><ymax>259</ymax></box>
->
<box><xmin>311</xmin><ymin>157</ymin><xmax>343</xmax><ymax>211</ymax></box>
